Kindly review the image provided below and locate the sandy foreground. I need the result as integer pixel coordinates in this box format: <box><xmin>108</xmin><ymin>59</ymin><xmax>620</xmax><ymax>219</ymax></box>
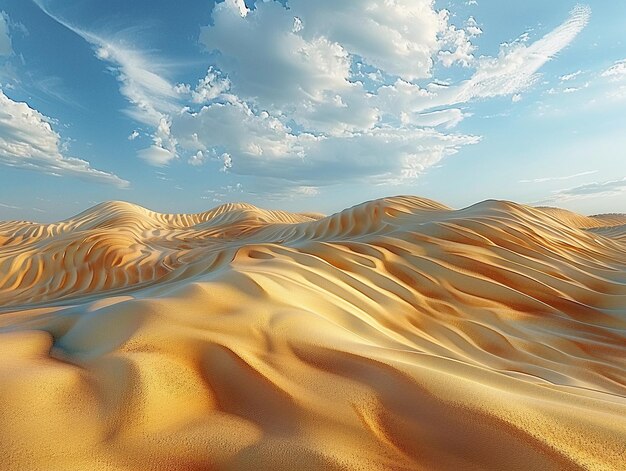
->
<box><xmin>0</xmin><ymin>196</ymin><xmax>625</xmax><ymax>470</ymax></box>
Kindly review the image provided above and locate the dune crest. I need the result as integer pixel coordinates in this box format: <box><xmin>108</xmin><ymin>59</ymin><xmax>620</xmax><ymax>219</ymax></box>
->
<box><xmin>1</xmin><ymin>196</ymin><xmax>625</xmax><ymax>470</ymax></box>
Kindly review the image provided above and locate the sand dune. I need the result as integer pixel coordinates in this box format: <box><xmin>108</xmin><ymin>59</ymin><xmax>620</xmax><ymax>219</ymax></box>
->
<box><xmin>1</xmin><ymin>196</ymin><xmax>625</xmax><ymax>470</ymax></box>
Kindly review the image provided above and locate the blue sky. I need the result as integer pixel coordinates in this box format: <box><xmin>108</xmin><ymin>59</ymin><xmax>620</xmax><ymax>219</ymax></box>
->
<box><xmin>0</xmin><ymin>0</ymin><xmax>624</xmax><ymax>220</ymax></box>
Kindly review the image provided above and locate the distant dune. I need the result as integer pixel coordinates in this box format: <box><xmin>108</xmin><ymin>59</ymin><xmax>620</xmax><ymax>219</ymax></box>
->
<box><xmin>1</xmin><ymin>196</ymin><xmax>625</xmax><ymax>470</ymax></box>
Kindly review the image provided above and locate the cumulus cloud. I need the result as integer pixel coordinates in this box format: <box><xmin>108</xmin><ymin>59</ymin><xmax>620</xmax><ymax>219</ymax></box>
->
<box><xmin>0</xmin><ymin>90</ymin><xmax>128</xmax><ymax>187</ymax></box>
<box><xmin>438</xmin><ymin>15</ymin><xmax>481</xmax><ymax>68</ymax></box>
<box><xmin>173</xmin><ymin>98</ymin><xmax>478</xmax><ymax>185</ymax></box>
<box><xmin>189</xmin><ymin>67</ymin><xmax>230</xmax><ymax>104</ymax></box>
<box><xmin>33</xmin><ymin>0</ymin><xmax>591</xmax><ymax>196</ymax></box>
<box><xmin>466</xmin><ymin>17</ymin><xmax>483</xmax><ymax>37</ymax></box>
<box><xmin>177</xmin><ymin>2</ymin><xmax>588</xmax><ymax>190</ymax></box>
<box><xmin>259</xmin><ymin>0</ymin><xmax>448</xmax><ymax>82</ymax></box>
<box><xmin>188</xmin><ymin>150</ymin><xmax>206</xmax><ymax>167</ymax></box>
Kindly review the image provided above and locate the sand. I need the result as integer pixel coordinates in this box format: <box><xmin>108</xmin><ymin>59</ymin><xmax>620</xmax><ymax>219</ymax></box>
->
<box><xmin>0</xmin><ymin>196</ymin><xmax>625</xmax><ymax>470</ymax></box>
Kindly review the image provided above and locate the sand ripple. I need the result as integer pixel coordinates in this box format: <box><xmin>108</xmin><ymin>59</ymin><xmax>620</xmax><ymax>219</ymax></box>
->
<box><xmin>0</xmin><ymin>196</ymin><xmax>625</xmax><ymax>470</ymax></box>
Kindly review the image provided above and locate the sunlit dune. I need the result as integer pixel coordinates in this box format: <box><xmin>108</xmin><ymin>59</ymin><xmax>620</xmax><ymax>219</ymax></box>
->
<box><xmin>1</xmin><ymin>196</ymin><xmax>625</xmax><ymax>470</ymax></box>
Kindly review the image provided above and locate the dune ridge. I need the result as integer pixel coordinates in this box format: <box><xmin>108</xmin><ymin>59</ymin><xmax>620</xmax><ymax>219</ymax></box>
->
<box><xmin>0</xmin><ymin>196</ymin><xmax>625</xmax><ymax>470</ymax></box>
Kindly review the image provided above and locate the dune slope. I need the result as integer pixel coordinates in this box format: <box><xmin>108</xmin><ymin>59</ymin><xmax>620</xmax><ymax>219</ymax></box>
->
<box><xmin>0</xmin><ymin>196</ymin><xmax>625</xmax><ymax>470</ymax></box>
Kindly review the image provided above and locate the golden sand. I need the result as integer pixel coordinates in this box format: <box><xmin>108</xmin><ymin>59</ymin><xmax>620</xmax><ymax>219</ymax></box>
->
<box><xmin>1</xmin><ymin>196</ymin><xmax>625</xmax><ymax>470</ymax></box>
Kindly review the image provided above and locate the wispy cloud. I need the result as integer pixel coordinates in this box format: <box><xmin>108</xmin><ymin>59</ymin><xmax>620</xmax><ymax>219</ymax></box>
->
<box><xmin>519</xmin><ymin>170</ymin><xmax>598</xmax><ymax>184</ymax></box>
<box><xmin>0</xmin><ymin>11</ymin><xmax>13</xmax><ymax>57</ymax></box>
<box><xmin>556</xmin><ymin>177</ymin><xmax>626</xmax><ymax>199</ymax></box>
<box><xmin>560</xmin><ymin>70</ymin><xmax>582</xmax><ymax>82</ymax></box>
<box><xmin>538</xmin><ymin>177</ymin><xmax>626</xmax><ymax>204</ymax></box>
<box><xmin>446</xmin><ymin>5</ymin><xmax>590</xmax><ymax>103</ymax></box>
<box><xmin>33</xmin><ymin>0</ymin><xmax>180</xmax><ymax>164</ymax></box>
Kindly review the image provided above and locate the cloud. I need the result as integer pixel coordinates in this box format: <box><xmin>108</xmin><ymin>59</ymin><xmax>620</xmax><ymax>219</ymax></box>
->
<box><xmin>257</xmin><ymin>0</ymin><xmax>448</xmax><ymax>82</ymax></box>
<box><xmin>601</xmin><ymin>59</ymin><xmax>626</xmax><ymax>81</ymax></box>
<box><xmin>137</xmin><ymin>145</ymin><xmax>176</xmax><ymax>167</ymax></box>
<box><xmin>519</xmin><ymin>170</ymin><xmax>597</xmax><ymax>183</ymax></box>
<box><xmin>563</xmin><ymin>86</ymin><xmax>581</xmax><ymax>93</ymax></box>
<box><xmin>560</xmin><ymin>70</ymin><xmax>582</xmax><ymax>81</ymax></box>
<box><xmin>177</xmin><ymin>2</ymin><xmax>588</xmax><ymax>191</ymax></box>
<box><xmin>465</xmin><ymin>17</ymin><xmax>483</xmax><ymax>37</ymax></box>
<box><xmin>0</xmin><ymin>90</ymin><xmax>129</xmax><ymax>187</ymax></box>
<box><xmin>444</xmin><ymin>5</ymin><xmax>590</xmax><ymax>103</ymax></box>
<box><xmin>0</xmin><ymin>12</ymin><xmax>13</xmax><ymax>57</ymax></box>
<box><xmin>32</xmin><ymin>0</ymin><xmax>591</xmax><ymax>196</ymax></box>
<box><xmin>33</xmin><ymin>0</ymin><xmax>180</xmax><ymax>161</ymax></box>
<box><xmin>189</xmin><ymin>67</ymin><xmax>231</xmax><ymax>104</ymax></box>
<box><xmin>94</xmin><ymin>44</ymin><xmax>179</xmax><ymax>126</ymax></box>
<box><xmin>173</xmin><ymin>98</ymin><xmax>479</xmax><ymax>186</ymax></box>
<box><xmin>547</xmin><ymin>177</ymin><xmax>626</xmax><ymax>201</ymax></box>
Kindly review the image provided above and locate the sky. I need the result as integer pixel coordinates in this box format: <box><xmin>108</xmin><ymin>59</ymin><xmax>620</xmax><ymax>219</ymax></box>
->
<box><xmin>0</xmin><ymin>0</ymin><xmax>624</xmax><ymax>221</ymax></box>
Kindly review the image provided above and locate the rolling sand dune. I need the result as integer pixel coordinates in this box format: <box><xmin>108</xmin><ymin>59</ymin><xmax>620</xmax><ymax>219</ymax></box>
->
<box><xmin>1</xmin><ymin>196</ymin><xmax>625</xmax><ymax>470</ymax></box>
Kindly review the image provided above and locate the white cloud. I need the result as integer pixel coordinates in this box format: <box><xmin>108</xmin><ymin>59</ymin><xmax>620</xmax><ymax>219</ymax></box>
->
<box><xmin>199</xmin><ymin>1</ymin><xmax>354</xmax><ymax>116</ymax></box>
<box><xmin>221</xmin><ymin>153</ymin><xmax>233</xmax><ymax>172</ymax></box>
<box><xmin>0</xmin><ymin>12</ymin><xmax>12</xmax><ymax>57</ymax></box>
<box><xmin>560</xmin><ymin>70</ymin><xmax>582</xmax><ymax>81</ymax></box>
<box><xmin>137</xmin><ymin>145</ymin><xmax>175</xmax><ymax>167</ymax></box>
<box><xmin>128</xmin><ymin>130</ymin><xmax>139</xmax><ymax>140</ymax></box>
<box><xmin>447</xmin><ymin>5</ymin><xmax>590</xmax><ymax>103</ymax></box>
<box><xmin>173</xmin><ymin>98</ymin><xmax>479</xmax><ymax>186</ymax></box>
<box><xmin>293</xmin><ymin>186</ymin><xmax>319</xmax><ymax>197</ymax></box>
<box><xmin>0</xmin><ymin>90</ymin><xmax>128</xmax><ymax>187</ymax></box>
<box><xmin>406</xmin><ymin>109</ymin><xmax>466</xmax><ymax>128</ymax></box>
<box><xmin>546</xmin><ymin>177</ymin><xmax>626</xmax><ymax>201</ymax></box>
<box><xmin>181</xmin><ymin>3</ymin><xmax>588</xmax><ymax>191</ymax></box>
<box><xmin>32</xmin><ymin>0</ymin><xmax>592</xmax><ymax>196</ymax></box>
<box><xmin>188</xmin><ymin>150</ymin><xmax>206</xmax><ymax>167</ymax></box>
<box><xmin>270</xmin><ymin>0</ymin><xmax>448</xmax><ymax>81</ymax></box>
<box><xmin>98</xmin><ymin>44</ymin><xmax>179</xmax><ymax>124</ymax></box>
<box><xmin>437</xmin><ymin>16</ymin><xmax>482</xmax><ymax>68</ymax></box>
<box><xmin>33</xmin><ymin>0</ymin><xmax>180</xmax><ymax>164</ymax></box>
<box><xmin>519</xmin><ymin>170</ymin><xmax>597</xmax><ymax>183</ymax></box>
<box><xmin>466</xmin><ymin>17</ymin><xmax>483</xmax><ymax>37</ymax></box>
<box><xmin>438</xmin><ymin>23</ymin><xmax>477</xmax><ymax>68</ymax></box>
<box><xmin>189</xmin><ymin>67</ymin><xmax>230</xmax><ymax>104</ymax></box>
<box><xmin>606</xmin><ymin>84</ymin><xmax>626</xmax><ymax>101</ymax></box>
<box><xmin>601</xmin><ymin>59</ymin><xmax>626</xmax><ymax>81</ymax></box>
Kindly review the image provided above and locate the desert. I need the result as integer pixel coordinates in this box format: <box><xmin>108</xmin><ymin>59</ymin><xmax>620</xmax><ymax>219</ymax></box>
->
<box><xmin>2</xmin><ymin>0</ymin><xmax>626</xmax><ymax>469</ymax></box>
<box><xmin>1</xmin><ymin>196</ymin><xmax>625</xmax><ymax>470</ymax></box>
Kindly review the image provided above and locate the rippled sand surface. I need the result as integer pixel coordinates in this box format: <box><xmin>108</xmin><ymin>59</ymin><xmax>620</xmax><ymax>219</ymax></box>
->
<box><xmin>1</xmin><ymin>196</ymin><xmax>625</xmax><ymax>470</ymax></box>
